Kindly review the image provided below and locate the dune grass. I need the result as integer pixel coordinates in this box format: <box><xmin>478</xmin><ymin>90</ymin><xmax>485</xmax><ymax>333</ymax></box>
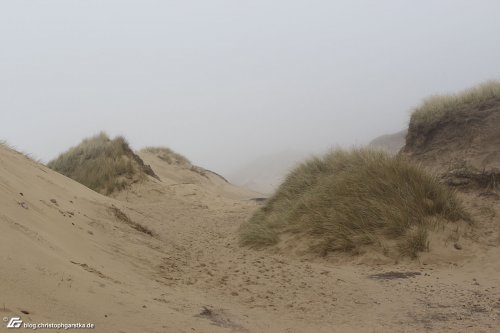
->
<box><xmin>410</xmin><ymin>80</ymin><xmax>500</xmax><ymax>132</ymax></box>
<box><xmin>142</xmin><ymin>147</ymin><xmax>191</xmax><ymax>166</ymax></box>
<box><xmin>48</xmin><ymin>133</ymin><xmax>146</xmax><ymax>195</ymax></box>
<box><xmin>0</xmin><ymin>140</ymin><xmax>41</xmax><ymax>162</ymax></box>
<box><xmin>240</xmin><ymin>148</ymin><xmax>469</xmax><ymax>258</ymax></box>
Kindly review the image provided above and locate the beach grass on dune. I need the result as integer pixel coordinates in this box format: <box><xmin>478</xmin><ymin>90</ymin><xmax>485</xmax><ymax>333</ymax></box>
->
<box><xmin>410</xmin><ymin>80</ymin><xmax>500</xmax><ymax>133</ymax></box>
<box><xmin>240</xmin><ymin>148</ymin><xmax>469</xmax><ymax>258</ymax></box>
<box><xmin>47</xmin><ymin>133</ymin><xmax>143</xmax><ymax>194</ymax></box>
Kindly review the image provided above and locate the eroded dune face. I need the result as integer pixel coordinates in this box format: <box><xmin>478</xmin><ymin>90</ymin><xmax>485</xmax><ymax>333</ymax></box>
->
<box><xmin>1</xmin><ymin>142</ymin><xmax>500</xmax><ymax>333</ymax></box>
<box><xmin>402</xmin><ymin>93</ymin><xmax>500</xmax><ymax>175</ymax></box>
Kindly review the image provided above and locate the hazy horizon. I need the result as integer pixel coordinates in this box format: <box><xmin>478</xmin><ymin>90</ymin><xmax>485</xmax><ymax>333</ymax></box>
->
<box><xmin>1</xmin><ymin>1</ymin><xmax>500</xmax><ymax>177</ymax></box>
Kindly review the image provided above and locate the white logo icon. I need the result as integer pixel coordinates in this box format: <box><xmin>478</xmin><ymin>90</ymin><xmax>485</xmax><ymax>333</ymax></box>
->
<box><xmin>6</xmin><ymin>317</ymin><xmax>23</xmax><ymax>329</ymax></box>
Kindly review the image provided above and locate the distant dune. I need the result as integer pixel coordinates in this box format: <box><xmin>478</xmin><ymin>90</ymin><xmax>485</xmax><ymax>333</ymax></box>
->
<box><xmin>369</xmin><ymin>129</ymin><xmax>407</xmax><ymax>154</ymax></box>
<box><xmin>227</xmin><ymin>151</ymin><xmax>310</xmax><ymax>195</ymax></box>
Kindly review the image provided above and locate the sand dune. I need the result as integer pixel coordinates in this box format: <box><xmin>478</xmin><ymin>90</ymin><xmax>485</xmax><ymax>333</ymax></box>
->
<box><xmin>226</xmin><ymin>151</ymin><xmax>309</xmax><ymax>195</ymax></box>
<box><xmin>369</xmin><ymin>130</ymin><xmax>407</xmax><ymax>155</ymax></box>
<box><xmin>2</xmin><ymin>142</ymin><xmax>500</xmax><ymax>332</ymax></box>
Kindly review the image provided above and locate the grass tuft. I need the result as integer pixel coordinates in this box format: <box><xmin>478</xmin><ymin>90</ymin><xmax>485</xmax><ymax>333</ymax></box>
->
<box><xmin>47</xmin><ymin>132</ymin><xmax>155</xmax><ymax>195</ymax></box>
<box><xmin>410</xmin><ymin>80</ymin><xmax>500</xmax><ymax>133</ymax></box>
<box><xmin>240</xmin><ymin>148</ymin><xmax>469</xmax><ymax>258</ymax></box>
<box><xmin>0</xmin><ymin>140</ymin><xmax>42</xmax><ymax>163</ymax></box>
<box><xmin>398</xmin><ymin>226</ymin><xmax>429</xmax><ymax>259</ymax></box>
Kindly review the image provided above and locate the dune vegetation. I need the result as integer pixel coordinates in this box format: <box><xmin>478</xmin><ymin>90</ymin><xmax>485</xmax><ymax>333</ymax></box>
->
<box><xmin>410</xmin><ymin>80</ymin><xmax>500</xmax><ymax>134</ymax></box>
<box><xmin>240</xmin><ymin>148</ymin><xmax>469</xmax><ymax>258</ymax></box>
<box><xmin>48</xmin><ymin>133</ymin><xmax>157</xmax><ymax>195</ymax></box>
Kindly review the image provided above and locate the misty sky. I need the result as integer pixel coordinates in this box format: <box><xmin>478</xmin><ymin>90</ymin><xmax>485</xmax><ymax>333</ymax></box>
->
<box><xmin>1</xmin><ymin>1</ymin><xmax>499</xmax><ymax>177</ymax></box>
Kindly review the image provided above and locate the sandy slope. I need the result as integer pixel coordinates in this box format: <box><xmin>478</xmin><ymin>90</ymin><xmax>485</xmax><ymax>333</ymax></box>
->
<box><xmin>1</xmin><ymin>145</ymin><xmax>500</xmax><ymax>332</ymax></box>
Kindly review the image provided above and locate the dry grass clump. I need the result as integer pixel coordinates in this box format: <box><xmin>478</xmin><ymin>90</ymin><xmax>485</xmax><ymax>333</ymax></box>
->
<box><xmin>0</xmin><ymin>140</ymin><xmax>41</xmax><ymax>162</ymax></box>
<box><xmin>142</xmin><ymin>147</ymin><xmax>191</xmax><ymax>166</ymax></box>
<box><xmin>240</xmin><ymin>148</ymin><xmax>469</xmax><ymax>258</ymax></box>
<box><xmin>109</xmin><ymin>205</ymin><xmax>154</xmax><ymax>236</ymax></box>
<box><xmin>410</xmin><ymin>80</ymin><xmax>500</xmax><ymax>132</ymax></box>
<box><xmin>48</xmin><ymin>133</ymin><xmax>156</xmax><ymax>195</ymax></box>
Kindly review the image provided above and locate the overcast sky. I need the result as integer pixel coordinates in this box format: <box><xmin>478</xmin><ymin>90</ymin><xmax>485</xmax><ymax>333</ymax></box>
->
<box><xmin>1</xmin><ymin>0</ymin><xmax>499</xmax><ymax>176</ymax></box>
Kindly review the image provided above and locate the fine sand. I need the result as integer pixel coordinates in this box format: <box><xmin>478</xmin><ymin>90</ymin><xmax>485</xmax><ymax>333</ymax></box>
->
<box><xmin>1</xmin><ymin>145</ymin><xmax>499</xmax><ymax>332</ymax></box>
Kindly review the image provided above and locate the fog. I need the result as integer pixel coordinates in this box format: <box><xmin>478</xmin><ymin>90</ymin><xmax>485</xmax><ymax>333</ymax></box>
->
<box><xmin>1</xmin><ymin>0</ymin><xmax>500</xmax><ymax>180</ymax></box>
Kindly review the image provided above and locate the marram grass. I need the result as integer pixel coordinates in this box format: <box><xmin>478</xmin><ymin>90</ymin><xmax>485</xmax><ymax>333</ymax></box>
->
<box><xmin>240</xmin><ymin>148</ymin><xmax>469</xmax><ymax>258</ymax></box>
